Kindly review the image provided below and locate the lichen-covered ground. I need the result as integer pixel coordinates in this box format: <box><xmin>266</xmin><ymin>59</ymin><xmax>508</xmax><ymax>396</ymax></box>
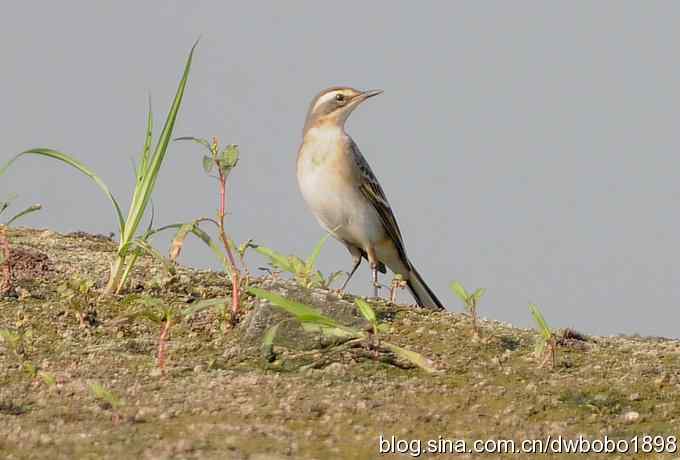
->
<box><xmin>1</xmin><ymin>228</ymin><xmax>679</xmax><ymax>459</ymax></box>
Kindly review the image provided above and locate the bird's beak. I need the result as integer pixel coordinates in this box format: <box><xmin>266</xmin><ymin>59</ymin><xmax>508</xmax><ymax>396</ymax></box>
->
<box><xmin>361</xmin><ymin>89</ymin><xmax>383</xmax><ymax>99</ymax></box>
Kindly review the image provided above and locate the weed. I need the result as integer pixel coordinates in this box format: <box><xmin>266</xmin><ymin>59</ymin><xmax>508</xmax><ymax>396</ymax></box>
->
<box><xmin>89</xmin><ymin>382</ymin><xmax>125</xmax><ymax>423</ymax></box>
<box><xmin>249</xmin><ymin>287</ymin><xmax>438</xmax><ymax>373</ymax></box>
<box><xmin>253</xmin><ymin>234</ymin><xmax>344</xmax><ymax>290</ymax></box>
<box><xmin>0</xmin><ymin>195</ymin><xmax>41</xmax><ymax>295</ymax></box>
<box><xmin>450</xmin><ymin>281</ymin><xmax>485</xmax><ymax>336</ymax></box>
<box><xmin>389</xmin><ymin>274</ymin><xmax>407</xmax><ymax>303</ymax></box>
<box><xmin>0</xmin><ymin>42</ymin><xmax>198</xmax><ymax>295</ymax></box>
<box><xmin>132</xmin><ymin>297</ymin><xmax>178</xmax><ymax>371</ymax></box>
<box><xmin>170</xmin><ymin>136</ymin><xmax>243</xmax><ymax>322</ymax></box>
<box><xmin>57</xmin><ymin>277</ymin><xmax>97</xmax><ymax>327</ymax></box>
<box><xmin>529</xmin><ymin>303</ymin><xmax>557</xmax><ymax>368</ymax></box>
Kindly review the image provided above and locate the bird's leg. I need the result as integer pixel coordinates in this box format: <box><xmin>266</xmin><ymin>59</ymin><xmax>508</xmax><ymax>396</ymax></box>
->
<box><xmin>366</xmin><ymin>247</ymin><xmax>381</xmax><ymax>299</ymax></box>
<box><xmin>340</xmin><ymin>254</ymin><xmax>362</xmax><ymax>292</ymax></box>
<box><xmin>371</xmin><ymin>263</ymin><xmax>380</xmax><ymax>298</ymax></box>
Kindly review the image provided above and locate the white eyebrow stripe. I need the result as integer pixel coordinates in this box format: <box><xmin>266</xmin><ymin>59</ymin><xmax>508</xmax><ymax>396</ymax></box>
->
<box><xmin>311</xmin><ymin>91</ymin><xmax>339</xmax><ymax>112</ymax></box>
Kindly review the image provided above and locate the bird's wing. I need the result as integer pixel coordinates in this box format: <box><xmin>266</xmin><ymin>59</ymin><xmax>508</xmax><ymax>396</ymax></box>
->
<box><xmin>349</xmin><ymin>139</ymin><xmax>409</xmax><ymax>263</ymax></box>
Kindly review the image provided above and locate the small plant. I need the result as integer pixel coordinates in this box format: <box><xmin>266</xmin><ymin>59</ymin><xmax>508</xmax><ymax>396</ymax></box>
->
<box><xmin>253</xmin><ymin>234</ymin><xmax>344</xmax><ymax>289</ymax></box>
<box><xmin>0</xmin><ymin>195</ymin><xmax>41</xmax><ymax>295</ymax></box>
<box><xmin>529</xmin><ymin>303</ymin><xmax>557</xmax><ymax>368</ymax></box>
<box><xmin>0</xmin><ymin>42</ymin><xmax>197</xmax><ymax>295</ymax></box>
<box><xmin>169</xmin><ymin>136</ymin><xmax>243</xmax><ymax>322</ymax></box>
<box><xmin>249</xmin><ymin>287</ymin><xmax>437</xmax><ymax>373</ymax></box>
<box><xmin>450</xmin><ymin>281</ymin><xmax>485</xmax><ymax>336</ymax></box>
<box><xmin>0</xmin><ymin>329</ymin><xmax>55</xmax><ymax>387</ymax></box>
<box><xmin>133</xmin><ymin>297</ymin><xmax>177</xmax><ymax>371</ymax></box>
<box><xmin>57</xmin><ymin>277</ymin><xmax>97</xmax><ymax>327</ymax></box>
<box><xmin>89</xmin><ymin>382</ymin><xmax>125</xmax><ymax>423</ymax></box>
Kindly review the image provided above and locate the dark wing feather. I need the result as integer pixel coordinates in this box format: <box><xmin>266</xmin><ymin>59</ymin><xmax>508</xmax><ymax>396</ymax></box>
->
<box><xmin>349</xmin><ymin>139</ymin><xmax>409</xmax><ymax>264</ymax></box>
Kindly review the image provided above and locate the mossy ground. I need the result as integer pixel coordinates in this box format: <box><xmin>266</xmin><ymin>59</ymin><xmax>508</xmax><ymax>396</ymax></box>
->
<box><xmin>1</xmin><ymin>228</ymin><xmax>679</xmax><ymax>459</ymax></box>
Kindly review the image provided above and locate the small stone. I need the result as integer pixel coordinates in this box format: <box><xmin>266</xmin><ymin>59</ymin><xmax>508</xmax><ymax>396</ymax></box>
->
<box><xmin>622</xmin><ymin>411</ymin><xmax>640</xmax><ymax>423</ymax></box>
<box><xmin>525</xmin><ymin>382</ymin><xmax>537</xmax><ymax>392</ymax></box>
<box><xmin>628</xmin><ymin>393</ymin><xmax>641</xmax><ymax>401</ymax></box>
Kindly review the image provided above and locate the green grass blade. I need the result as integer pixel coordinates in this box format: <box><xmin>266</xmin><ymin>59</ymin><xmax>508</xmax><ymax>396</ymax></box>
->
<box><xmin>306</xmin><ymin>233</ymin><xmax>330</xmax><ymax>269</ymax></box>
<box><xmin>148</xmin><ymin>222</ymin><xmax>229</xmax><ymax>274</ymax></box>
<box><xmin>472</xmin><ymin>288</ymin><xmax>485</xmax><ymax>301</ymax></box>
<box><xmin>138</xmin><ymin>95</ymin><xmax>154</xmax><ymax>180</ymax></box>
<box><xmin>5</xmin><ymin>204</ymin><xmax>41</xmax><ymax>226</ymax></box>
<box><xmin>355</xmin><ymin>298</ymin><xmax>377</xmax><ymax>324</ymax></box>
<box><xmin>0</xmin><ymin>149</ymin><xmax>125</xmax><ymax>234</ymax></box>
<box><xmin>382</xmin><ymin>342</ymin><xmax>438</xmax><ymax>374</ymax></box>
<box><xmin>529</xmin><ymin>303</ymin><xmax>552</xmax><ymax>339</ymax></box>
<box><xmin>182</xmin><ymin>298</ymin><xmax>229</xmax><ymax>319</ymax></box>
<box><xmin>249</xmin><ymin>287</ymin><xmax>358</xmax><ymax>335</ymax></box>
<box><xmin>174</xmin><ymin>136</ymin><xmax>211</xmax><ymax>150</ymax></box>
<box><xmin>122</xmin><ymin>41</ymin><xmax>197</xmax><ymax>245</ymax></box>
<box><xmin>449</xmin><ymin>281</ymin><xmax>468</xmax><ymax>303</ymax></box>
<box><xmin>253</xmin><ymin>245</ymin><xmax>295</xmax><ymax>273</ymax></box>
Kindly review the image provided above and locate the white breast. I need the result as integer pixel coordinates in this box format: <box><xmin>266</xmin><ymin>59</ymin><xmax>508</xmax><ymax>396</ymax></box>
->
<box><xmin>297</xmin><ymin>127</ymin><xmax>385</xmax><ymax>247</ymax></box>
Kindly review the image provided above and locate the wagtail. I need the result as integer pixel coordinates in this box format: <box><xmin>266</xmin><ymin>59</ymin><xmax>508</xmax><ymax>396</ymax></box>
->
<box><xmin>296</xmin><ymin>87</ymin><xmax>444</xmax><ymax>310</ymax></box>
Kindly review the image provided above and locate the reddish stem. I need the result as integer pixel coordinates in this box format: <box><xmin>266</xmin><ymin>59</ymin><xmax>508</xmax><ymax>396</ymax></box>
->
<box><xmin>216</xmin><ymin>166</ymin><xmax>241</xmax><ymax>324</ymax></box>
<box><xmin>0</xmin><ymin>226</ymin><xmax>12</xmax><ymax>295</ymax></box>
<box><xmin>157</xmin><ymin>318</ymin><xmax>171</xmax><ymax>370</ymax></box>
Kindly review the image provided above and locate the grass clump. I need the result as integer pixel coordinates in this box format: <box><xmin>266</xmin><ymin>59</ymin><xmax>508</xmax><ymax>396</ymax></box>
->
<box><xmin>0</xmin><ymin>42</ymin><xmax>198</xmax><ymax>296</ymax></box>
<box><xmin>253</xmin><ymin>234</ymin><xmax>344</xmax><ymax>290</ymax></box>
<box><xmin>529</xmin><ymin>303</ymin><xmax>558</xmax><ymax>368</ymax></box>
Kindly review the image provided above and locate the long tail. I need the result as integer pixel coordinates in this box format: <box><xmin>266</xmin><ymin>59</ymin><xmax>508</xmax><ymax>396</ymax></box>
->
<box><xmin>406</xmin><ymin>264</ymin><xmax>444</xmax><ymax>310</ymax></box>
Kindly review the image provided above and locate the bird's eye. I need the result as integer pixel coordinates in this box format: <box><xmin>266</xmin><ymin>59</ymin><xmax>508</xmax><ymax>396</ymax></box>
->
<box><xmin>335</xmin><ymin>93</ymin><xmax>345</xmax><ymax>103</ymax></box>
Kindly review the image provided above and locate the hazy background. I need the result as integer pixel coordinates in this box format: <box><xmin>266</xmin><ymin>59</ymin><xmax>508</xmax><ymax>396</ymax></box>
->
<box><xmin>2</xmin><ymin>2</ymin><xmax>679</xmax><ymax>338</ymax></box>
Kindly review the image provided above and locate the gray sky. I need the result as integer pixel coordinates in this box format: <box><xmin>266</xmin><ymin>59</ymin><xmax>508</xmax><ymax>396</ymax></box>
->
<box><xmin>2</xmin><ymin>2</ymin><xmax>680</xmax><ymax>338</ymax></box>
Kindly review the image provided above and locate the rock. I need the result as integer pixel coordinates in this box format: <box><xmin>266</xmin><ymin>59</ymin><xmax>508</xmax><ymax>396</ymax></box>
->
<box><xmin>622</xmin><ymin>411</ymin><xmax>640</xmax><ymax>423</ymax></box>
<box><xmin>240</xmin><ymin>279</ymin><xmax>369</xmax><ymax>350</ymax></box>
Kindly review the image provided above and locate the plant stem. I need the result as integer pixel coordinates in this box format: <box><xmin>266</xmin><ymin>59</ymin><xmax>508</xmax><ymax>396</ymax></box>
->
<box><xmin>157</xmin><ymin>318</ymin><xmax>172</xmax><ymax>370</ymax></box>
<box><xmin>0</xmin><ymin>226</ymin><xmax>12</xmax><ymax>295</ymax></box>
<box><xmin>104</xmin><ymin>256</ymin><xmax>126</xmax><ymax>296</ymax></box>
<box><xmin>216</xmin><ymin>165</ymin><xmax>241</xmax><ymax>323</ymax></box>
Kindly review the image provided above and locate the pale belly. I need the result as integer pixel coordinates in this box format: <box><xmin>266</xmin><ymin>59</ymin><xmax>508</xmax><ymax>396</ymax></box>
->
<box><xmin>297</xmin><ymin>159</ymin><xmax>387</xmax><ymax>249</ymax></box>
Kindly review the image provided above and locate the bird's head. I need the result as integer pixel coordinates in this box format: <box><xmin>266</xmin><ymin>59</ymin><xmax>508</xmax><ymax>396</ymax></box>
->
<box><xmin>303</xmin><ymin>87</ymin><xmax>383</xmax><ymax>135</ymax></box>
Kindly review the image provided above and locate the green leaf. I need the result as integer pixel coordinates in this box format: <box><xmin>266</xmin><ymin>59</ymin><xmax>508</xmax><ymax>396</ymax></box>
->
<box><xmin>89</xmin><ymin>382</ymin><xmax>124</xmax><ymax>409</ymax></box>
<box><xmin>138</xmin><ymin>96</ymin><xmax>154</xmax><ymax>181</ymax></box>
<box><xmin>288</xmin><ymin>256</ymin><xmax>305</xmax><ymax>274</ymax></box>
<box><xmin>121</xmin><ymin>41</ymin><xmax>197</xmax><ymax>249</ymax></box>
<box><xmin>253</xmin><ymin>245</ymin><xmax>295</xmax><ymax>273</ymax></box>
<box><xmin>472</xmin><ymin>288</ymin><xmax>485</xmax><ymax>301</ymax></box>
<box><xmin>202</xmin><ymin>155</ymin><xmax>214</xmax><ymax>174</ymax></box>
<box><xmin>529</xmin><ymin>303</ymin><xmax>552</xmax><ymax>340</ymax></box>
<box><xmin>126</xmin><ymin>239</ymin><xmax>176</xmax><ymax>275</ymax></box>
<box><xmin>449</xmin><ymin>281</ymin><xmax>469</xmax><ymax>303</ymax></box>
<box><xmin>306</xmin><ymin>233</ymin><xmax>330</xmax><ymax>269</ymax></box>
<box><xmin>262</xmin><ymin>323</ymin><xmax>281</xmax><ymax>361</ymax></box>
<box><xmin>248</xmin><ymin>287</ymin><xmax>358</xmax><ymax>337</ymax></box>
<box><xmin>355</xmin><ymin>298</ymin><xmax>377</xmax><ymax>324</ymax></box>
<box><xmin>382</xmin><ymin>342</ymin><xmax>438</xmax><ymax>374</ymax></box>
<box><xmin>0</xmin><ymin>149</ymin><xmax>125</xmax><ymax>235</ymax></box>
<box><xmin>5</xmin><ymin>204</ymin><xmax>42</xmax><ymax>226</ymax></box>
<box><xmin>174</xmin><ymin>136</ymin><xmax>211</xmax><ymax>150</ymax></box>
<box><xmin>182</xmin><ymin>298</ymin><xmax>229</xmax><ymax>319</ymax></box>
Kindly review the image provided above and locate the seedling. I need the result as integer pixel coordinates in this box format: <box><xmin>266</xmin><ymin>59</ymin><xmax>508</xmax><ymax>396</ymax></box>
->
<box><xmin>0</xmin><ymin>329</ymin><xmax>55</xmax><ymax>387</ymax></box>
<box><xmin>253</xmin><ymin>234</ymin><xmax>344</xmax><ymax>289</ymax></box>
<box><xmin>529</xmin><ymin>303</ymin><xmax>557</xmax><ymax>368</ymax></box>
<box><xmin>57</xmin><ymin>277</ymin><xmax>97</xmax><ymax>327</ymax></box>
<box><xmin>0</xmin><ymin>42</ymin><xmax>198</xmax><ymax>295</ymax></box>
<box><xmin>170</xmin><ymin>136</ymin><xmax>244</xmax><ymax>322</ymax></box>
<box><xmin>0</xmin><ymin>195</ymin><xmax>41</xmax><ymax>295</ymax></box>
<box><xmin>249</xmin><ymin>287</ymin><xmax>437</xmax><ymax>373</ymax></box>
<box><xmin>450</xmin><ymin>281</ymin><xmax>485</xmax><ymax>336</ymax></box>
<box><xmin>89</xmin><ymin>382</ymin><xmax>125</xmax><ymax>423</ymax></box>
<box><xmin>133</xmin><ymin>297</ymin><xmax>177</xmax><ymax>371</ymax></box>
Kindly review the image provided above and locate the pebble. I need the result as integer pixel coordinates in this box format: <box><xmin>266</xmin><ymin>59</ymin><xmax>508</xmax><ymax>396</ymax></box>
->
<box><xmin>622</xmin><ymin>411</ymin><xmax>640</xmax><ymax>423</ymax></box>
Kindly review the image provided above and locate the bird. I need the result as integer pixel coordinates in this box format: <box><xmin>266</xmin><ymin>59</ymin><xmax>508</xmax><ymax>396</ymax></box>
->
<box><xmin>296</xmin><ymin>86</ymin><xmax>444</xmax><ymax>310</ymax></box>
